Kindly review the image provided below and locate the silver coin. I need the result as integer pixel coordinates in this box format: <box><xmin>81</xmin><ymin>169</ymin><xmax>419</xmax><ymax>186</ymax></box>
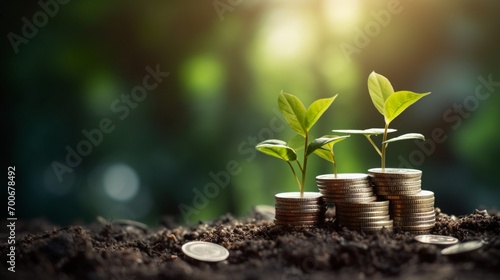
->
<box><xmin>414</xmin><ymin>235</ymin><xmax>459</xmax><ymax>245</ymax></box>
<box><xmin>275</xmin><ymin>192</ymin><xmax>322</xmax><ymax>200</ymax></box>
<box><xmin>182</xmin><ymin>241</ymin><xmax>229</xmax><ymax>262</ymax></box>
<box><xmin>368</xmin><ymin>168</ymin><xmax>422</xmax><ymax>175</ymax></box>
<box><xmin>441</xmin><ymin>240</ymin><xmax>484</xmax><ymax>255</ymax></box>
<box><xmin>316</xmin><ymin>173</ymin><xmax>369</xmax><ymax>181</ymax></box>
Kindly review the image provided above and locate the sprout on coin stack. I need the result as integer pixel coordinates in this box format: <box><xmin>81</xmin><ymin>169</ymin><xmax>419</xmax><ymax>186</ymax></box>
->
<box><xmin>368</xmin><ymin>170</ymin><xmax>436</xmax><ymax>233</ymax></box>
<box><xmin>312</xmin><ymin>105</ymin><xmax>393</xmax><ymax>231</ymax></box>
<box><xmin>255</xmin><ymin>92</ymin><xmax>341</xmax><ymax>226</ymax></box>
<box><xmin>333</xmin><ymin>72</ymin><xmax>433</xmax><ymax>233</ymax></box>
<box><xmin>332</xmin><ymin>72</ymin><xmax>431</xmax><ymax>172</ymax></box>
<box><xmin>315</xmin><ymin>171</ymin><xmax>393</xmax><ymax>231</ymax></box>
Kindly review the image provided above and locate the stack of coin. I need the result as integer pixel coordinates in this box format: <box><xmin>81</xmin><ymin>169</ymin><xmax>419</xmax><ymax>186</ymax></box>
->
<box><xmin>335</xmin><ymin>201</ymin><xmax>393</xmax><ymax>232</ymax></box>
<box><xmin>368</xmin><ymin>168</ymin><xmax>435</xmax><ymax>233</ymax></box>
<box><xmin>386</xmin><ymin>190</ymin><xmax>436</xmax><ymax>233</ymax></box>
<box><xmin>368</xmin><ymin>168</ymin><xmax>422</xmax><ymax>196</ymax></box>
<box><xmin>274</xmin><ymin>192</ymin><xmax>326</xmax><ymax>227</ymax></box>
<box><xmin>316</xmin><ymin>174</ymin><xmax>377</xmax><ymax>204</ymax></box>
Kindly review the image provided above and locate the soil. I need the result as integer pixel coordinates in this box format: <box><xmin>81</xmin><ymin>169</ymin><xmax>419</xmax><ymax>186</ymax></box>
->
<box><xmin>1</xmin><ymin>208</ymin><xmax>500</xmax><ymax>280</ymax></box>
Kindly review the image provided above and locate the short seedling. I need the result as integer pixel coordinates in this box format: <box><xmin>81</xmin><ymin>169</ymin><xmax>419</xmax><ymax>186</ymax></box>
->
<box><xmin>313</xmin><ymin>135</ymin><xmax>350</xmax><ymax>178</ymax></box>
<box><xmin>256</xmin><ymin>92</ymin><xmax>344</xmax><ymax>197</ymax></box>
<box><xmin>333</xmin><ymin>72</ymin><xmax>430</xmax><ymax>171</ymax></box>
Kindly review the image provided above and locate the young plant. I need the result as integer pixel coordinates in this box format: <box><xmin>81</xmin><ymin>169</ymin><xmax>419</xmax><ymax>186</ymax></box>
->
<box><xmin>333</xmin><ymin>72</ymin><xmax>430</xmax><ymax>171</ymax></box>
<box><xmin>256</xmin><ymin>92</ymin><xmax>342</xmax><ymax>197</ymax></box>
<box><xmin>312</xmin><ymin>135</ymin><xmax>350</xmax><ymax>177</ymax></box>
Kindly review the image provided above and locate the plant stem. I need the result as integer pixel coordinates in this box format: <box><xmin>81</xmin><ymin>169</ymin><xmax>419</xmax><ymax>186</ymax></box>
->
<box><xmin>381</xmin><ymin>122</ymin><xmax>389</xmax><ymax>172</ymax></box>
<box><xmin>300</xmin><ymin>133</ymin><xmax>309</xmax><ymax>197</ymax></box>
<box><xmin>332</xmin><ymin>149</ymin><xmax>337</xmax><ymax>178</ymax></box>
<box><xmin>365</xmin><ymin>135</ymin><xmax>382</xmax><ymax>157</ymax></box>
<box><xmin>287</xmin><ymin>161</ymin><xmax>302</xmax><ymax>192</ymax></box>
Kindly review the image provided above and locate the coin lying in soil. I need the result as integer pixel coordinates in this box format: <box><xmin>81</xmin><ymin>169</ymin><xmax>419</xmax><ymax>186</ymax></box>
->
<box><xmin>414</xmin><ymin>234</ymin><xmax>459</xmax><ymax>245</ymax></box>
<box><xmin>441</xmin><ymin>240</ymin><xmax>484</xmax><ymax>255</ymax></box>
<box><xmin>182</xmin><ymin>241</ymin><xmax>229</xmax><ymax>262</ymax></box>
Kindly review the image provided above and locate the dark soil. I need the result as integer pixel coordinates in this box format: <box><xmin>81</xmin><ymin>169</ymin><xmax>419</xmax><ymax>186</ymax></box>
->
<box><xmin>1</xmin><ymin>208</ymin><xmax>500</xmax><ymax>280</ymax></box>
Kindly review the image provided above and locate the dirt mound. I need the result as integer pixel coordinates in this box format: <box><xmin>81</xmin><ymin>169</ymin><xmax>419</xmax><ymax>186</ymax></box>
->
<box><xmin>1</xmin><ymin>209</ymin><xmax>499</xmax><ymax>280</ymax></box>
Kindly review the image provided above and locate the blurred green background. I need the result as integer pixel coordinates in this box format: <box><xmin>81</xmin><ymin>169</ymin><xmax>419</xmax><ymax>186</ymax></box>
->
<box><xmin>2</xmin><ymin>0</ymin><xmax>500</xmax><ymax>226</ymax></box>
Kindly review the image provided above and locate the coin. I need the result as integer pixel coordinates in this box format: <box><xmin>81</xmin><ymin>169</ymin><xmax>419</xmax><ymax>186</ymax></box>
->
<box><xmin>321</xmin><ymin>192</ymin><xmax>374</xmax><ymax>199</ymax></box>
<box><xmin>392</xmin><ymin>210</ymin><xmax>435</xmax><ymax>218</ymax></box>
<box><xmin>414</xmin><ymin>235</ymin><xmax>459</xmax><ymax>245</ymax></box>
<box><xmin>182</xmin><ymin>241</ymin><xmax>229</xmax><ymax>262</ymax></box>
<box><xmin>318</xmin><ymin>187</ymin><xmax>373</xmax><ymax>193</ymax></box>
<box><xmin>396</xmin><ymin>223</ymin><xmax>435</xmax><ymax>231</ymax></box>
<box><xmin>336</xmin><ymin>210</ymin><xmax>389</xmax><ymax>217</ymax></box>
<box><xmin>317</xmin><ymin>181</ymin><xmax>370</xmax><ymax>186</ymax></box>
<box><xmin>391</xmin><ymin>199</ymin><xmax>435</xmax><ymax>206</ymax></box>
<box><xmin>275</xmin><ymin>208</ymin><xmax>324</xmax><ymax>214</ymax></box>
<box><xmin>337</xmin><ymin>201</ymin><xmax>390</xmax><ymax>207</ymax></box>
<box><xmin>391</xmin><ymin>207</ymin><xmax>436</xmax><ymax>214</ymax></box>
<box><xmin>394</xmin><ymin>220</ymin><xmax>435</xmax><ymax>227</ymax></box>
<box><xmin>275</xmin><ymin>192</ymin><xmax>323</xmax><ymax>200</ymax></box>
<box><xmin>316</xmin><ymin>173</ymin><xmax>369</xmax><ymax>181</ymax></box>
<box><xmin>373</xmin><ymin>179</ymin><xmax>422</xmax><ymax>186</ymax></box>
<box><xmin>368</xmin><ymin>168</ymin><xmax>422</xmax><ymax>178</ymax></box>
<box><xmin>275</xmin><ymin>202</ymin><xmax>323</xmax><ymax>208</ymax></box>
<box><xmin>441</xmin><ymin>240</ymin><xmax>484</xmax><ymax>255</ymax></box>
<box><xmin>385</xmin><ymin>190</ymin><xmax>434</xmax><ymax>200</ymax></box>
<box><xmin>274</xmin><ymin>211</ymin><xmax>325</xmax><ymax>217</ymax></box>
<box><xmin>378</xmin><ymin>192</ymin><xmax>422</xmax><ymax>198</ymax></box>
<box><xmin>336</xmin><ymin>196</ymin><xmax>378</xmax><ymax>203</ymax></box>
<box><xmin>338</xmin><ymin>217</ymin><xmax>391</xmax><ymax>226</ymax></box>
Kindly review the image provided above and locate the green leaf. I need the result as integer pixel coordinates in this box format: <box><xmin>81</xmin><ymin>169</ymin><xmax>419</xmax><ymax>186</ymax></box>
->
<box><xmin>368</xmin><ymin>71</ymin><xmax>394</xmax><ymax>116</ymax></box>
<box><xmin>256</xmin><ymin>140</ymin><xmax>297</xmax><ymax>162</ymax></box>
<box><xmin>306</xmin><ymin>135</ymin><xmax>349</xmax><ymax>156</ymax></box>
<box><xmin>364</xmin><ymin>128</ymin><xmax>397</xmax><ymax>135</ymax></box>
<box><xmin>305</xmin><ymin>95</ymin><xmax>337</xmax><ymax>131</ymax></box>
<box><xmin>384</xmin><ymin>91</ymin><xmax>430</xmax><ymax>124</ymax></box>
<box><xmin>258</xmin><ymin>139</ymin><xmax>287</xmax><ymax>146</ymax></box>
<box><xmin>383</xmin><ymin>133</ymin><xmax>425</xmax><ymax>144</ymax></box>
<box><xmin>278</xmin><ymin>92</ymin><xmax>307</xmax><ymax>137</ymax></box>
<box><xmin>332</xmin><ymin>128</ymin><xmax>397</xmax><ymax>135</ymax></box>
<box><xmin>314</xmin><ymin>147</ymin><xmax>334</xmax><ymax>163</ymax></box>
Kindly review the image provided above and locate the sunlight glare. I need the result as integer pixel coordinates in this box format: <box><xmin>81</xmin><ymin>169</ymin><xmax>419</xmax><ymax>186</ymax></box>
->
<box><xmin>323</xmin><ymin>0</ymin><xmax>360</xmax><ymax>34</ymax></box>
<box><xmin>259</xmin><ymin>10</ymin><xmax>316</xmax><ymax>62</ymax></box>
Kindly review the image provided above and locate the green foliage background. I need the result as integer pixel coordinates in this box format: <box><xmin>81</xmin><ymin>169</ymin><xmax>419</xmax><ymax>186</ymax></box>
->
<box><xmin>2</xmin><ymin>0</ymin><xmax>500</xmax><ymax>225</ymax></box>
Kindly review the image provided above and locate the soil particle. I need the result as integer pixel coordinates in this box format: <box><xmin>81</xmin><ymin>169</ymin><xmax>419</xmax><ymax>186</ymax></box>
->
<box><xmin>1</xmin><ymin>209</ymin><xmax>500</xmax><ymax>280</ymax></box>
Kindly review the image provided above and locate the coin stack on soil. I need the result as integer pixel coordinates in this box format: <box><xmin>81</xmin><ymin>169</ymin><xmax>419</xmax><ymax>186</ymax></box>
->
<box><xmin>274</xmin><ymin>192</ymin><xmax>326</xmax><ymax>227</ymax></box>
<box><xmin>316</xmin><ymin>174</ymin><xmax>377</xmax><ymax>204</ymax></box>
<box><xmin>368</xmin><ymin>168</ymin><xmax>436</xmax><ymax>233</ymax></box>
<box><xmin>316</xmin><ymin>174</ymin><xmax>393</xmax><ymax>232</ymax></box>
<box><xmin>335</xmin><ymin>201</ymin><xmax>393</xmax><ymax>232</ymax></box>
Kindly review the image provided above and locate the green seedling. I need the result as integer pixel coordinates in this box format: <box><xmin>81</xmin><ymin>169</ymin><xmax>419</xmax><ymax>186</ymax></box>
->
<box><xmin>333</xmin><ymin>72</ymin><xmax>430</xmax><ymax>171</ymax></box>
<box><xmin>312</xmin><ymin>135</ymin><xmax>350</xmax><ymax>177</ymax></box>
<box><xmin>256</xmin><ymin>92</ymin><xmax>343</xmax><ymax>197</ymax></box>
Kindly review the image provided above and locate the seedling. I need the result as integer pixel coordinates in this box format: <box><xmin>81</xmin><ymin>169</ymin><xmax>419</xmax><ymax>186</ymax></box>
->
<box><xmin>333</xmin><ymin>72</ymin><xmax>430</xmax><ymax>171</ymax></box>
<box><xmin>256</xmin><ymin>92</ymin><xmax>344</xmax><ymax>197</ymax></box>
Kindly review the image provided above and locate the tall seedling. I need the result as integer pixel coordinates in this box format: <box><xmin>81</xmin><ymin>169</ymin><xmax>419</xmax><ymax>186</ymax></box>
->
<box><xmin>334</xmin><ymin>72</ymin><xmax>430</xmax><ymax>171</ymax></box>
